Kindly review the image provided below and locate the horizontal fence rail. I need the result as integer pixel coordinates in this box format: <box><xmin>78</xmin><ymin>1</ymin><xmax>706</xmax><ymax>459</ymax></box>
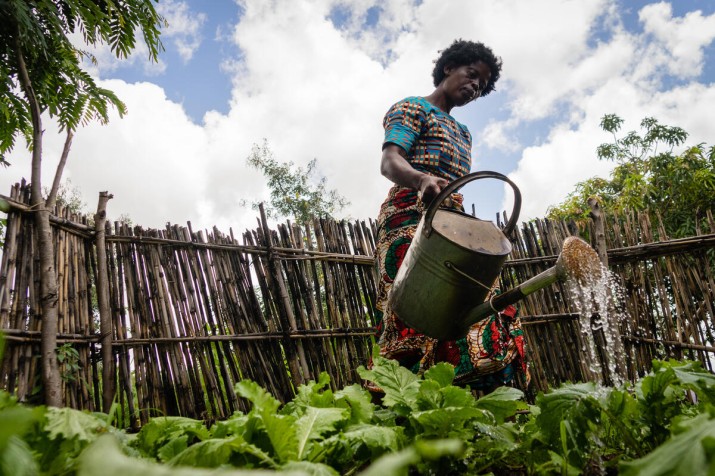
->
<box><xmin>1</xmin><ymin>181</ymin><xmax>714</xmax><ymax>427</ymax></box>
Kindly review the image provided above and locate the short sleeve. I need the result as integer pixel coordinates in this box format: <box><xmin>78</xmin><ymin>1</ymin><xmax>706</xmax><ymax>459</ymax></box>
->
<box><xmin>382</xmin><ymin>99</ymin><xmax>426</xmax><ymax>153</ymax></box>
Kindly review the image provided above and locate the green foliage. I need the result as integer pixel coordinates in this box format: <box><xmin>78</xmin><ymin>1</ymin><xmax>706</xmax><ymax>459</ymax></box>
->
<box><xmin>1</xmin><ymin>0</ymin><xmax>164</xmax><ymax>406</ymax></box>
<box><xmin>620</xmin><ymin>412</ymin><xmax>715</xmax><ymax>476</ymax></box>
<box><xmin>244</xmin><ymin>140</ymin><xmax>350</xmax><ymax>225</ymax></box>
<box><xmin>5</xmin><ymin>354</ymin><xmax>715</xmax><ymax>474</ymax></box>
<box><xmin>548</xmin><ymin>114</ymin><xmax>715</xmax><ymax>238</ymax></box>
<box><xmin>79</xmin><ymin>435</ymin><xmax>304</xmax><ymax>476</ymax></box>
<box><xmin>0</xmin><ymin>389</ymin><xmax>45</xmax><ymax>475</ymax></box>
<box><xmin>0</xmin><ymin>0</ymin><xmax>165</xmax><ymax>164</ymax></box>
<box><xmin>57</xmin><ymin>343</ymin><xmax>81</xmax><ymax>383</ymax></box>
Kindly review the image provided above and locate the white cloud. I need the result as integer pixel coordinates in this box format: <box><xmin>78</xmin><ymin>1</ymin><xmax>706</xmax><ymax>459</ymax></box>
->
<box><xmin>3</xmin><ymin>0</ymin><xmax>715</xmax><ymax>234</ymax></box>
<box><xmin>158</xmin><ymin>0</ymin><xmax>208</xmax><ymax>62</ymax></box>
<box><xmin>639</xmin><ymin>2</ymin><xmax>715</xmax><ymax>77</ymax></box>
<box><xmin>482</xmin><ymin>119</ymin><xmax>522</xmax><ymax>152</ymax></box>
<box><xmin>1</xmin><ymin>82</ymin><xmax>206</xmax><ymax>226</ymax></box>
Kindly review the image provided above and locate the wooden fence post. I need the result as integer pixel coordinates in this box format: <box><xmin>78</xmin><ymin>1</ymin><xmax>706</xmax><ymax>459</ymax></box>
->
<box><xmin>588</xmin><ymin>197</ymin><xmax>608</xmax><ymax>267</ymax></box>
<box><xmin>258</xmin><ymin>204</ymin><xmax>309</xmax><ymax>386</ymax></box>
<box><xmin>95</xmin><ymin>191</ymin><xmax>114</xmax><ymax>412</ymax></box>
<box><xmin>587</xmin><ymin>197</ymin><xmax>628</xmax><ymax>384</ymax></box>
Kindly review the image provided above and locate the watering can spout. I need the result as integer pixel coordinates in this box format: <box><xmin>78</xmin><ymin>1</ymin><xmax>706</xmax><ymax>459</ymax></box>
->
<box><xmin>461</xmin><ymin>236</ymin><xmax>603</xmax><ymax>332</ymax></box>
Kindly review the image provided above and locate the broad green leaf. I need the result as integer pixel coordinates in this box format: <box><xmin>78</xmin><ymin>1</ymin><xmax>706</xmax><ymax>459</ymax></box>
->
<box><xmin>357</xmin><ymin>357</ymin><xmax>419</xmax><ymax>414</ymax></box>
<box><xmin>475</xmin><ymin>386</ymin><xmax>527</xmax><ymax>423</ymax></box>
<box><xmin>284</xmin><ymin>373</ymin><xmax>334</xmax><ymax>416</ymax></box>
<box><xmin>156</xmin><ymin>435</ymin><xmax>188</xmax><ymax>463</ymax></box>
<box><xmin>78</xmin><ymin>435</ymin><xmax>307</xmax><ymax>476</ymax></box>
<box><xmin>440</xmin><ymin>385</ymin><xmax>478</xmax><ymax>409</ymax></box>
<box><xmin>413</xmin><ymin>438</ymin><xmax>463</xmax><ymax>459</ymax></box>
<box><xmin>670</xmin><ymin>361</ymin><xmax>715</xmax><ymax>402</ymax></box>
<box><xmin>281</xmin><ymin>461</ymin><xmax>339</xmax><ymax>476</ymax></box>
<box><xmin>295</xmin><ymin>407</ymin><xmax>348</xmax><ymax>459</ymax></box>
<box><xmin>412</xmin><ymin>407</ymin><xmax>489</xmax><ymax>437</ymax></box>
<box><xmin>133</xmin><ymin>416</ymin><xmax>209</xmax><ymax>458</ymax></box>
<box><xmin>168</xmin><ymin>437</ymin><xmax>231</xmax><ymax>467</ymax></box>
<box><xmin>604</xmin><ymin>388</ymin><xmax>635</xmax><ymax>417</ymax></box>
<box><xmin>535</xmin><ymin>382</ymin><xmax>600</xmax><ymax>443</ymax></box>
<box><xmin>236</xmin><ymin>380</ymin><xmax>282</xmax><ymax>416</ymax></box>
<box><xmin>635</xmin><ymin>364</ymin><xmax>693</xmax><ymax>446</ymax></box>
<box><xmin>334</xmin><ymin>384</ymin><xmax>374</xmax><ymax>424</ymax></box>
<box><xmin>171</xmin><ymin>434</ymin><xmax>277</xmax><ymax>469</ymax></box>
<box><xmin>601</xmin><ymin>388</ymin><xmax>642</xmax><ymax>453</ymax></box>
<box><xmin>637</xmin><ymin>365</ymin><xmax>677</xmax><ymax>402</ymax></box>
<box><xmin>415</xmin><ymin>381</ymin><xmax>477</xmax><ymax>414</ymax></box>
<box><xmin>423</xmin><ymin>363</ymin><xmax>455</xmax><ymax>388</ymax></box>
<box><xmin>620</xmin><ymin>414</ymin><xmax>715</xmax><ymax>476</ymax></box>
<box><xmin>473</xmin><ymin>421</ymin><xmax>518</xmax><ymax>448</ymax></box>
<box><xmin>469</xmin><ymin>422</ymin><xmax>520</xmax><ymax>472</ymax></box>
<box><xmin>263</xmin><ymin>413</ymin><xmax>299</xmax><ymax>463</ymax></box>
<box><xmin>0</xmin><ymin>435</ymin><xmax>37</xmax><ymax>476</ymax></box>
<box><xmin>44</xmin><ymin>407</ymin><xmax>109</xmax><ymax>444</ymax></box>
<box><xmin>0</xmin><ymin>403</ymin><xmax>41</xmax><ymax>448</ymax></box>
<box><xmin>357</xmin><ymin>447</ymin><xmax>419</xmax><ymax>476</ymax></box>
<box><xmin>328</xmin><ymin>424</ymin><xmax>404</xmax><ymax>455</ymax></box>
<box><xmin>211</xmin><ymin>413</ymin><xmax>252</xmax><ymax>439</ymax></box>
<box><xmin>167</xmin><ymin>436</ymin><xmax>273</xmax><ymax>469</ymax></box>
<box><xmin>358</xmin><ymin>439</ymin><xmax>463</xmax><ymax>476</ymax></box>
<box><xmin>415</xmin><ymin>379</ymin><xmax>442</xmax><ymax>410</ymax></box>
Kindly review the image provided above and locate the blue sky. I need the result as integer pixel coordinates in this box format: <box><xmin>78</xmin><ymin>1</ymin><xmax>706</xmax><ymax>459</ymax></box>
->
<box><xmin>2</xmin><ymin>0</ymin><xmax>715</xmax><ymax>231</ymax></box>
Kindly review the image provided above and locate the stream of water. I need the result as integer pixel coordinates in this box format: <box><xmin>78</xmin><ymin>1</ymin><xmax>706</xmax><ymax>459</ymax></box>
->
<box><xmin>565</xmin><ymin>262</ymin><xmax>628</xmax><ymax>387</ymax></box>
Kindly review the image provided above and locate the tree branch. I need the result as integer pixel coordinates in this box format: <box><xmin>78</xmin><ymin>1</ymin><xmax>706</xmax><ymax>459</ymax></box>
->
<box><xmin>47</xmin><ymin>130</ymin><xmax>74</xmax><ymax>210</ymax></box>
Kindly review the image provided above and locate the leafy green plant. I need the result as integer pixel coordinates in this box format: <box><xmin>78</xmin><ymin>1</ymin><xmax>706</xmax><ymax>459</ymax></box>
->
<box><xmin>548</xmin><ymin>114</ymin><xmax>715</xmax><ymax>238</ymax></box>
<box><xmin>3</xmin><ymin>352</ymin><xmax>715</xmax><ymax>474</ymax></box>
<box><xmin>243</xmin><ymin>139</ymin><xmax>350</xmax><ymax>225</ymax></box>
<box><xmin>57</xmin><ymin>343</ymin><xmax>81</xmax><ymax>383</ymax></box>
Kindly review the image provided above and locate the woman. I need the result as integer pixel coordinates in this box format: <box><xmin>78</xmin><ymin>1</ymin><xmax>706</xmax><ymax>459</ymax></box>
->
<box><xmin>374</xmin><ymin>39</ymin><xmax>529</xmax><ymax>391</ymax></box>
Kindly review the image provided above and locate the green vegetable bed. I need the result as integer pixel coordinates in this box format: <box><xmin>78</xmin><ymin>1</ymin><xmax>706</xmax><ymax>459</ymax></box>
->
<box><xmin>2</xmin><ymin>349</ymin><xmax>715</xmax><ymax>475</ymax></box>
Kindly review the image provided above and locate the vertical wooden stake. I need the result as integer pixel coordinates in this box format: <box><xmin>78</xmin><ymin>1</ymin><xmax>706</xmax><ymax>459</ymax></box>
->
<box><xmin>588</xmin><ymin>197</ymin><xmax>627</xmax><ymax>384</ymax></box>
<box><xmin>95</xmin><ymin>191</ymin><xmax>114</xmax><ymax>412</ymax></box>
<box><xmin>588</xmin><ymin>197</ymin><xmax>608</xmax><ymax>267</ymax></box>
<box><xmin>258</xmin><ymin>204</ymin><xmax>309</xmax><ymax>386</ymax></box>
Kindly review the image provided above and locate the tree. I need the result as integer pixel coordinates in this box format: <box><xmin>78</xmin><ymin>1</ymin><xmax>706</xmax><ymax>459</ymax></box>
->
<box><xmin>45</xmin><ymin>178</ymin><xmax>87</xmax><ymax>214</ymax></box>
<box><xmin>548</xmin><ymin>114</ymin><xmax>715</xmax><ymax>238</ymax></box>
<box><xmin>244</xmin><ymin>140</ymin><xmax>350</xmax><ymax>225</ymax></box>
<box><xmin>1</xmin><ymin>0</ymin><xmax>164</xmax><ymax>406</ymax></box>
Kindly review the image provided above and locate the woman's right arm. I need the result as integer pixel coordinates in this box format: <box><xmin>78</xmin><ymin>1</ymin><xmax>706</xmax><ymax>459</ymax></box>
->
<box><xmin>381</xmin><ymin>144</ymin><xmax>448</xmax><ymax>205</ymax></box>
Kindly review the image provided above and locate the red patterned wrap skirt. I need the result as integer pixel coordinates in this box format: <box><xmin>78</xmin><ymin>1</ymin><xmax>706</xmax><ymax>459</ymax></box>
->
<box><xmin>372</xmin><ymin>185</ymin><xmax>530</xmax><ymax>390</ymax></box>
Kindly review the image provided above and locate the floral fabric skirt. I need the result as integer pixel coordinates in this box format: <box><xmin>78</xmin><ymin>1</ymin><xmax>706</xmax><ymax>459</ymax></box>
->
<box><xmin>372</xmin><ymin>185</ymin><xmax>530</xmax><ymax>390</ymax></box>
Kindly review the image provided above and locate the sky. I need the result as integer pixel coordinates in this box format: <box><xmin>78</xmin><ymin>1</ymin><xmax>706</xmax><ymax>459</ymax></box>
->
<box><xmin>2</xmin><ymin>0</ymin><xmax>715</xmax><ymax>234</ymax></box>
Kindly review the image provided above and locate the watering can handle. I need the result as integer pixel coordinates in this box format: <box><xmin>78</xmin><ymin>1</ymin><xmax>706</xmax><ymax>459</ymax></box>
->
<box><xmin>423</xmin><ymin>171</ymin><xmax>522</xmax><ymax>238</ymax></box>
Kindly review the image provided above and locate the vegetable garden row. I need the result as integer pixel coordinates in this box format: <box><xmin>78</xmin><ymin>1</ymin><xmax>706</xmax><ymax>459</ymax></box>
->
<box><xmin>2</xmin><ymin>339</ymin><xmax>714</xmax><ymax>475</ymax></box>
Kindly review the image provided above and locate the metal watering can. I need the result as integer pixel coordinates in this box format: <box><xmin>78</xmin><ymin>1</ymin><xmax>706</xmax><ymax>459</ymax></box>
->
<box><xmin>389</xmin><ymin>171</ymin><xmax>601</xmax><ymax>340</ymax></box>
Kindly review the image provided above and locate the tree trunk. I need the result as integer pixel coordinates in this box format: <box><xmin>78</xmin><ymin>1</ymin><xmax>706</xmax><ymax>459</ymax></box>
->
<box><xmin>94</xmin><ymin>192</ymin><xmax>115</xmax><ymax>412</ymax></box>
<box><xmin>34</xmin><ymin>210</ymin><xmax>62</xmax><ymax>406</ymax></box>
<box><xmin>16</xmin><ymin>38</ymin><xmax>62</xmax><ymax>406</ymax></box>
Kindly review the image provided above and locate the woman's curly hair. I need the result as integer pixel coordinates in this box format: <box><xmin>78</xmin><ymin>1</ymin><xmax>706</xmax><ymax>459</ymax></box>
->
<box><xmin>432</xmin><ymin>39</ymin><xmax>502</xmax><ymax>96</ymax></box>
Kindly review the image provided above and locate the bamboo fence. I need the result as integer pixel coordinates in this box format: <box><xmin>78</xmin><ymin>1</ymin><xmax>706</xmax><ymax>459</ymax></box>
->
<box><xmin>1</xmin><ymin>181</ymin><xmax>714</xmax><ymax>426</ymax></box>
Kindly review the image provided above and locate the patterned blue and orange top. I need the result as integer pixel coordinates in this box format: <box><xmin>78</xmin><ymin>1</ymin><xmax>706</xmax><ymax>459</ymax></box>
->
<box><xmin>383</xmin><ymin>96</ymin><xmax>472</xmax><ymax>181</ymax></box>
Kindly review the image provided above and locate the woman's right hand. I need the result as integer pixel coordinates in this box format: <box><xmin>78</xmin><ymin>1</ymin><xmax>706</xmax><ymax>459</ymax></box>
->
<box><xmin>417</xmin><ymin>174</ymin><xmax>449</xmax><ymax>206</ymax></box>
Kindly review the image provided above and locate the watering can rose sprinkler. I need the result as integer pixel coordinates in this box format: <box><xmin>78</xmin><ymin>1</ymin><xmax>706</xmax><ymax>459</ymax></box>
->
<box><xmin>388</xmin><ymin>171</ymin><xmax>603</xmax><ymax>341</ymax></box>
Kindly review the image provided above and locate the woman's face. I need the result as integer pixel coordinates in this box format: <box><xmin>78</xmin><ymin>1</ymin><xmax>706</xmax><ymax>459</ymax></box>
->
<box><xmin>442</xmin><ymin>61</ymin><xmax>492</xmax><ymax>107</ymax></box>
